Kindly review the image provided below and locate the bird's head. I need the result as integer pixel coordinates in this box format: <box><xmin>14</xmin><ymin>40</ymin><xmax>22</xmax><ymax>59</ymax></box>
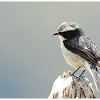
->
<box><xmin>53</xmin><ymin>22</ymin><xmax>83</xmax><ymax>41</ymax></box>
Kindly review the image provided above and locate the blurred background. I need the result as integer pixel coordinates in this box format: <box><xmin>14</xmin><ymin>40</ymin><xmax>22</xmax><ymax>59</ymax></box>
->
<box><xmin>0</xmin><ymin>2</ymin><xmax>100</xmax><ymax>98</ymax></box>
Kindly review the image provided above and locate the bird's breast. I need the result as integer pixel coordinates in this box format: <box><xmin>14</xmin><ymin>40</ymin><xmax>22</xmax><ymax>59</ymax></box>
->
<box><xmin>60</xmin><ymin>41</ymin><xmax>86</xmax><ymax>69</ymax></box>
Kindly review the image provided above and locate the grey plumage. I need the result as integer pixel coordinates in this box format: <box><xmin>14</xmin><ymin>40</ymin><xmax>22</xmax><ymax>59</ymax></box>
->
<box><xmin>85</xmin><ymin>62</ymin><xmax>100</xmax><ymax>93</ymax></box>
<box><xmin>53</xmin><ymin>22</ymin><xmax>100</xmax><ymax>93</ymax></box>
<box><xmin>63</xmin><ymin>33</ymin><xmax>100</xmax><ymax>66</ymax></box>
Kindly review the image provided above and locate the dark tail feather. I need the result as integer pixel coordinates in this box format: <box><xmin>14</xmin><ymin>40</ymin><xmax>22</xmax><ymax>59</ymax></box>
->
<box><xmin>86</xmin><ymin>62</ymin><xmax>100</xmax><ymax>93</ymax></box>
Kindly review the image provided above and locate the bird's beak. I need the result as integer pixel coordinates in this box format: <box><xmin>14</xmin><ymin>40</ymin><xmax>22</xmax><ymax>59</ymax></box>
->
<box><xmin>53</xmin><ymin>32</ymin><xmax>59</xmax><ymax>36</ymax></box>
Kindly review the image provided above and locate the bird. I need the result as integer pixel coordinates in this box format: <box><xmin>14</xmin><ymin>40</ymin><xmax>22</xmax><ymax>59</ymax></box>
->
<box><xmin>53</xmin><ymin>22</ymin><xmax>100</xmax><ymax>93</ymax></box>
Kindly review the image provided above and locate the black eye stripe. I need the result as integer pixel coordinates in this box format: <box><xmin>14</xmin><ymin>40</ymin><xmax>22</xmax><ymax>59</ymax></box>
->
<box><xmin>59</xmin><ymin>32</ymin><xmax>66</xmax><ymax>34</ymax></box>
<box><xmin>59</xmin><ymin>32</ymin><xmax>63</xmax><ymax>34</ymax></box>
<box><xmin>59</xmin><ymin>28</ymin><xmax>81</xmax><ymax>40</ymax></box>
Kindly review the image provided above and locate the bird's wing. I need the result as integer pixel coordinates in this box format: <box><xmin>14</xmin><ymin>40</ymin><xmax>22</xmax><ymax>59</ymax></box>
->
<box><xmin>63</xmin><ymin>35</ymin><xmax>100</xmax><ymax>66</ymax></box>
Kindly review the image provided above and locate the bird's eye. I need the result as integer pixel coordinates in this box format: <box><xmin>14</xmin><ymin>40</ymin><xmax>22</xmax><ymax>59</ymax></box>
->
<box><xmin>59</xmin><ymin>32</ymin><xmax>62</xmax><ymax>34</ymax></box>
<box><xmin>59</xmin><ymin>32</ymin><xmax>66</xmax><ymax>35</ymax></box>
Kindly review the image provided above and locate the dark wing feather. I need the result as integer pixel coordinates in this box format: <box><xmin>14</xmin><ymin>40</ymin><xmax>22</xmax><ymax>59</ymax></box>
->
<box><xmin>63</xmin><ymin>35</ymin><xmax>100</xmax><ymax>66</ymax></box>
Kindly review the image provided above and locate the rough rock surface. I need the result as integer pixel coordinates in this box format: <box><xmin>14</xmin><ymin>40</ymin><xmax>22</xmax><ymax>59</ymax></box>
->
<box><xmin>48</xmin><ymin>71</ymin><xmax>96</xmax><ymax>98</ymax></box>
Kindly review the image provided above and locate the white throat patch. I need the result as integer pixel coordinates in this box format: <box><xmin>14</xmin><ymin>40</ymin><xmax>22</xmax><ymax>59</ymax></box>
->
<box><xmin>59</xmin><ymin>35</ymin><xmax>66</xmax><ymax>41</ymax></box>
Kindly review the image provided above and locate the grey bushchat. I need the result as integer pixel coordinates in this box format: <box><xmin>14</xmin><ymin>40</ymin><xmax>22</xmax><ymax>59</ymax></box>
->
<box><xmin>53</xmin><ymin>22</ymin><xmax>100</xmax><ymax>93</ymax></box>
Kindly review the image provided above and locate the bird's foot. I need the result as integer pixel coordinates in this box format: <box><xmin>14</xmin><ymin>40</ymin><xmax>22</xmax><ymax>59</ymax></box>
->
<box><xmin>70</xmin><ymin>66</ymin><xmax>81</xmax><ymax>76</ymax></box>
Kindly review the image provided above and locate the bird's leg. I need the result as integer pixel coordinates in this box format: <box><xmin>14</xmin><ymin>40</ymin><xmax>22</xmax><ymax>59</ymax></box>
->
<box><xmin>70</xmin><ymin>66</ymin><xmax>81</xmax><ymax>76</ymax></box>
<box><xmin>79</xmin><ymin>70</ymin><xmax>86</xmax><ymax>77</ymax></box>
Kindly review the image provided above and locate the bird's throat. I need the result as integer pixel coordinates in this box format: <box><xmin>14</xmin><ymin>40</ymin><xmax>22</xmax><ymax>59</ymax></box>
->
<box><xmin>59</xmin><ymin>35</ymin><xmax>66</xmax><ymax>41</ymax></box>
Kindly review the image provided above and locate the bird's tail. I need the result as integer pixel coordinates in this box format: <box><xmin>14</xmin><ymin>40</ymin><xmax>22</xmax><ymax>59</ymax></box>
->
<box><xmin>86</xmin><ymin>62</ymin><xmax>100</xmax><ymax>93</ymax></box>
